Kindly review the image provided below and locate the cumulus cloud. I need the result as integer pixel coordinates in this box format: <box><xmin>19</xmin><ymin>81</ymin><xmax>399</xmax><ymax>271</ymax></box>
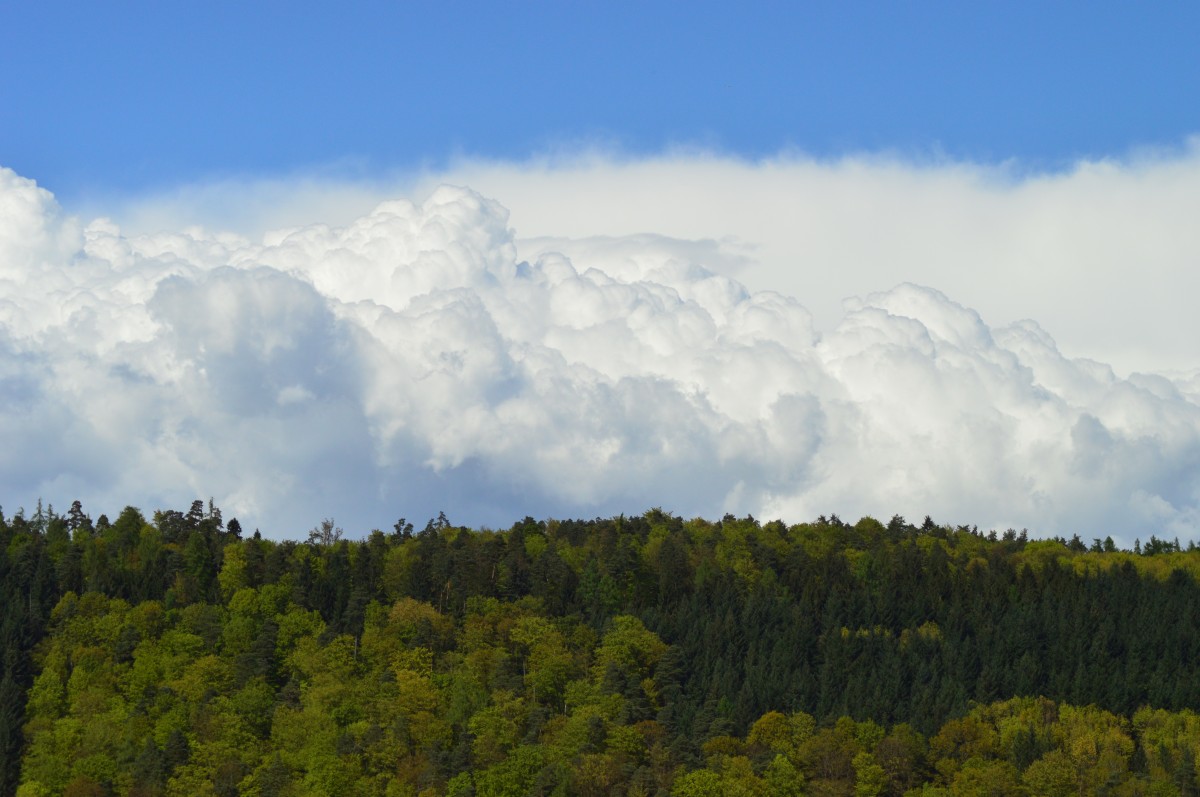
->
<box><xmin>107</xmin><ymin>145</ymin><xmax>1200</xmax><ymax>376</ymax></box>
<box><xmin>3</xmin><ymin>164</ymin><xmax>1200</xmax><ymax>543</ymax></box>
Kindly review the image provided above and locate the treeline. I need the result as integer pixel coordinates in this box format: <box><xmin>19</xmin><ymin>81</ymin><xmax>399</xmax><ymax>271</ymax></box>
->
<box><xmin>5</xmin><ymin>501</ymin><xmax>1200</xmax><ymax>795</ymax></box>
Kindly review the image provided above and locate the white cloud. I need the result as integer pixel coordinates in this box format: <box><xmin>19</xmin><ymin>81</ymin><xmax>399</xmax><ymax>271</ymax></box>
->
<box><xmin>424</xmin><ymin>147</ymin><xmax>1200</xmax><ymax>378</ymax></box>
<box><xmin>4</xmin><ymin>160</ymin><xmax>1200</xmax><ymax>544</ymax></box>
<box><xmin>106</xmin><ymin>144</ymin><xmax>1200</xmax><ymax>375</ymax></box>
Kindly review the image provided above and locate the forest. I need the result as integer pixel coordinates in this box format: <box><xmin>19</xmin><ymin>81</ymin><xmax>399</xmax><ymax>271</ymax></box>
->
<box><xmin>4</xmin><ymin>500</ymin><xmax>1200</xmax><ymax>795</ymax></box>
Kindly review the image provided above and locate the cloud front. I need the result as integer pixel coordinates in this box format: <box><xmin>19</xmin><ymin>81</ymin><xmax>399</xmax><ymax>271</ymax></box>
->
<box><xmin>2</xmin><ymin>165</ymin><xmax>1198</xmax><ymax>543</ymax></box>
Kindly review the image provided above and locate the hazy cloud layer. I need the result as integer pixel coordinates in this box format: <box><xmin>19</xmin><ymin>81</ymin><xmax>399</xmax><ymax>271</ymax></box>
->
<box><xmin>108</xmin><ymin>146</ymin><xmax>1200</xmax><ymax>375</ymax></box>
<box><xmin>4</xmin><ymin>165</ymin><xmax>1200</xmax><ymax>542</ymax></box>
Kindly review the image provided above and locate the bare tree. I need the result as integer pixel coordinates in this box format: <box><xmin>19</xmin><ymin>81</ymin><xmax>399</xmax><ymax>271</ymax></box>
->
<box><xmin>306</xmin><ymin>518</ymin><xmax>343</xmax><ymax>546</ymax></box>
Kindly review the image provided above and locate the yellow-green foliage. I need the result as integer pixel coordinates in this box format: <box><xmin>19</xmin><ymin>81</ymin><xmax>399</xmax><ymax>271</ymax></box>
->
<box><xmin>20</xmin><ymin>582</ymin><xmax>1200</xmax><ymax>797</ymax></box>
<box><xmin>12</xmin><ymin>504</ymin><xmax>1200</xmax><ymax>797</ymax></box>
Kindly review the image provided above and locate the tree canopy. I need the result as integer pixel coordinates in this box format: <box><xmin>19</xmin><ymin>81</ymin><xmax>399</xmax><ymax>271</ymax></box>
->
<box><xmin>4</xmin><ymin>501</ymin><xmax>1200</xmax><ymax>795</ymax></box>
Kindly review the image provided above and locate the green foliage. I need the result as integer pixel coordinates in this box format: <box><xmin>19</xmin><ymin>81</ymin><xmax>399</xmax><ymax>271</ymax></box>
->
<box><xmin>9</xmin><ymin>500</ymin><xmax>1200</xmax><ymax>793</ymax></box>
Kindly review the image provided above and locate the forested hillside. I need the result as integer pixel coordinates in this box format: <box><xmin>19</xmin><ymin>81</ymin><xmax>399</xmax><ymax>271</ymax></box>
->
<box><xmin>4</xmin><ymin>501</ymin><xmax>1200</xmax><ymax>795</ymax></box>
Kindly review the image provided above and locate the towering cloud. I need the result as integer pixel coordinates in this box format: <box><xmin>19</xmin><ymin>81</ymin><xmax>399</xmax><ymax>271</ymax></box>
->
<box><xmin>2</xmin><ymin>165</ymin><xmax>1198</xmax><ymax>542</ymax></box>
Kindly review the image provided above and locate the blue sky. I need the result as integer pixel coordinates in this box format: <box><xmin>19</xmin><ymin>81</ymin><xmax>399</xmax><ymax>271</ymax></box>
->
<box><xmin>4</xmin><ymin>2</ymin><xmax>1199</xmax><ymax>199</ymax></box>
<box><xmin>5</xmin><ymin>3</ymin><xmax>1200</xmax><ymax>539</ymax></box>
